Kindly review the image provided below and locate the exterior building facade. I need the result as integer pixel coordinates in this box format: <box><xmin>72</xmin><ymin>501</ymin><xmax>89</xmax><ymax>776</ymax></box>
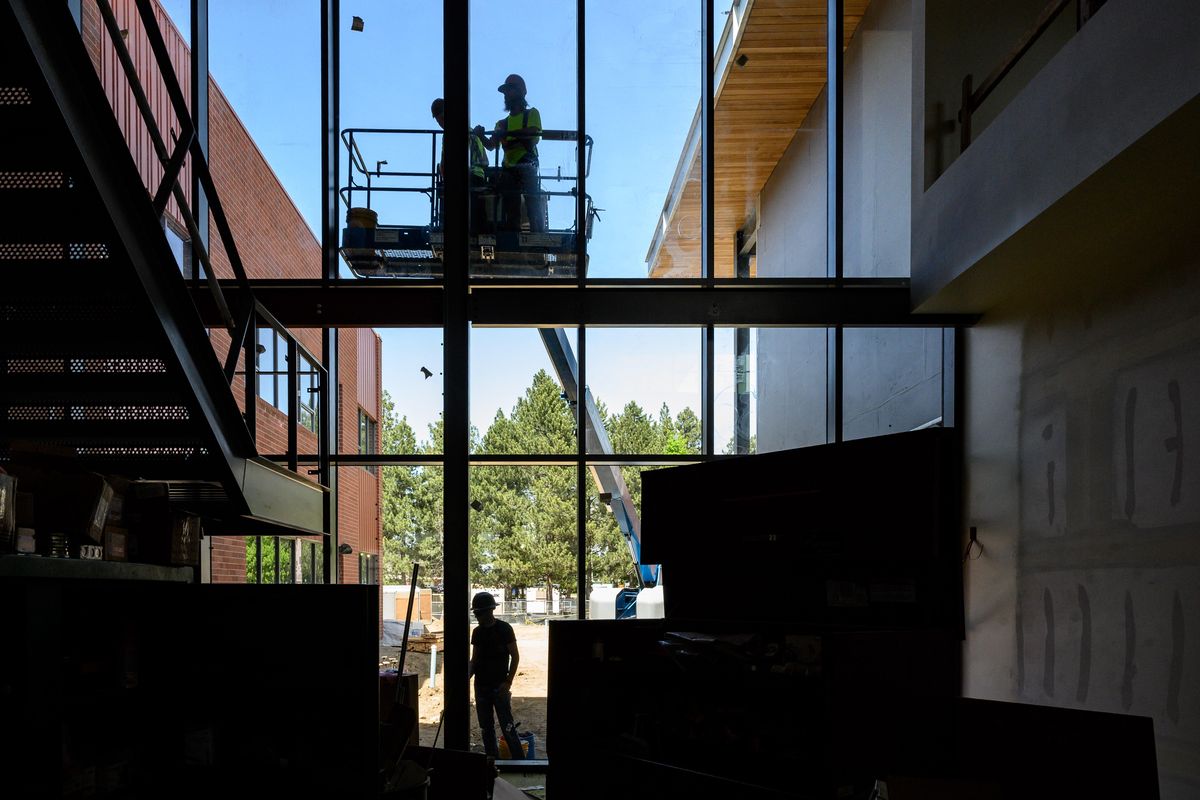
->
<box><xmin>81</xmin><ymin>0</ymin><xmax>382</xmax><ymax>586</ymax></box>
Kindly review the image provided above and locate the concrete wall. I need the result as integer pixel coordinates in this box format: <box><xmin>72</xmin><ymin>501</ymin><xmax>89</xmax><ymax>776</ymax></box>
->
<box><xmin>922</xmin><ymin>0</ymin><xmax>1075</xmax><ymax>187</ymax></box>
<box><xmin>962</xmin><ymin>255</ymin><xmax>1200</xmax><ymax>799</ymax></box>
<box><xmin>757</xmin><ymin>0</ymin><xmax>912</xmax><ymax>279</ymax></box>
<box><xmin>911</xmin><ymin>0</ymin><xmax>1200</xmax><ymax>310</ymax></box>
<box><xmin>755</xmin><ymin>0</ymin><xmax>941</xmax><ymax>450</ymax></box>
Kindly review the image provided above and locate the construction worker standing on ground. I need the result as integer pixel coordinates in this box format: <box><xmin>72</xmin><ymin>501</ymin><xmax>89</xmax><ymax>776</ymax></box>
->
<box><xmin>431</xmin><ymin>97</ymin><xmax>491</xmax><ymax>232</ymax></box>
<box><xmin>475</xmin><ymin>74</ymin><xmax>546</xmax><ymax>233</ymax></box>
<box><xmin>468</xmin><ymin>591</ymin><xmax>526</xmax><ymax>759</ymax></box>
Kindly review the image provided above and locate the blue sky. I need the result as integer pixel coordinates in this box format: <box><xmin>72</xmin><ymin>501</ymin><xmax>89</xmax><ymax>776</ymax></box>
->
<box><xmin>159</xmin><ymin>0</ymin><xmax>749</xmax><ymax>448</ymax></box>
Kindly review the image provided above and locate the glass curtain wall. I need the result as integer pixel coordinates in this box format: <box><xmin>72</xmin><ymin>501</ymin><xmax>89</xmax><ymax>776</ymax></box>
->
<box><xmin>339</xmin><ymin>1</ymin><xmax>444</xmax><ymax>280</ymax></box>
<box><xmin>318</xmin><ymin>0</ymin><xmax>963</xmax><ymax>759</ymax></box>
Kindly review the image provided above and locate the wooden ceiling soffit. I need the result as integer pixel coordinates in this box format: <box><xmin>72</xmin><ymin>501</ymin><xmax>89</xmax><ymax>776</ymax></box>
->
<box><xmin>646</xmin><ymin>0</ymin><xmax>869</xmax><ymax>278</ymax></box>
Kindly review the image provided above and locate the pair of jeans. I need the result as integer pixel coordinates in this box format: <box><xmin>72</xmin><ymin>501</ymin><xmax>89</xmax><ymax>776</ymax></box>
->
<box><xmin>497</xmin><ymin>163</ymin><xmax>546</xmax><ymax>233</ymax></box>
<box><xmin>474</xmin><ymin>682</ymin><xmax>525</xmax><ymax>759</ymax></box>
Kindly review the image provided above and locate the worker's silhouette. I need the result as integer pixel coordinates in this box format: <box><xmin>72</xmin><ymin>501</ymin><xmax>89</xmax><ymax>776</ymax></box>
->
<box><xmin>475</xmin><ymin>74</ymin><xmax>546</xmax><ymax>233</ymax></box>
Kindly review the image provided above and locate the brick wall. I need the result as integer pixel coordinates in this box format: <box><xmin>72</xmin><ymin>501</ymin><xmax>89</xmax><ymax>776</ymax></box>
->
<box><xmin>83</xmin><ymin>1</ymin><xmax>383</xmax><ymax>585</ymax></box>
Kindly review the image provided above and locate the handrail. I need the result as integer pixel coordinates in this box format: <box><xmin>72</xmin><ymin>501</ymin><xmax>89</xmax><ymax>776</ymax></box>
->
<box><xmin>92</xmin><ymin>0</ymin><xmax>325</xmax><ymax>482</ymax></box>
<box><xmin>339</xmin><ymin>127</ymin><xmax>594</xmax><ymax>231</ymax></box>
<box><xmin>958</xmin><ymin>0</ymin><xmax>1089</xmax><ymax>151</ymax></box>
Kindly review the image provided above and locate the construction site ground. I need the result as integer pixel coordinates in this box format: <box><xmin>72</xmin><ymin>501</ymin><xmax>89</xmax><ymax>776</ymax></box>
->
<box><xmin>381</xmin><ymin>622</ymin><xmax>551</xmax><ymax>757</ymax></box>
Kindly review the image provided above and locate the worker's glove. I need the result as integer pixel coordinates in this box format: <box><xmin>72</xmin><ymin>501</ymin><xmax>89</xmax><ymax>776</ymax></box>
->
<box><xmin>472</xmin><ymin>125</ymin><xmax>486</xmax><ymax>137</ymax></box>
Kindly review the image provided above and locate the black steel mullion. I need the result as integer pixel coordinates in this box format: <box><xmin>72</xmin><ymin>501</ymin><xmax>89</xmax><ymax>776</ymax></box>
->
<box><xmin>576</xmin><ymin>0</ymin><xmax>586</xmax><ymax>288</ymax></box>
<box><xmin>703</xmin><ymin>325</ymin><xmax>714</xmax><ymax>454</ymax></box>
<box><xmin>577</xmin><ymin>325</ymin><xmax>587</xmax><ymax>619</ymax></box>
<box><xmin>701</xmin><ymin>0</ymin><xmax>715</xmax><ymax>285</ymax></box>
<box><xmin>190</xmin><ymin>0</ymin><xmax>209</xmax><ymax>286</ymax></box>
<box><xmin>287</xmin><ymin>337</ymin><xmax>299</xmax><ymax>473</ymax></box>
<box><xmin>442</xmin><ymin>0</ymin><xmax>471</xmax><ymax>753</ymax></box>
<box><xmin>827</xmin><ymin>0</ymin><xmax>844</xmax><ymax>444</ymax></box>
<box><xmin>244</xmin><ymin>311</ymin><xmax>257</xmax><ymax>440</ymax></box>
<box><xmin>322</xmin><ymin>0</ymin><xmax>340</xmax><ymax>284</ymax></box>
<box><xmin>701</xmin><ymin>0</ymin><xmax>717</xmax><ymax>465</ymax></box>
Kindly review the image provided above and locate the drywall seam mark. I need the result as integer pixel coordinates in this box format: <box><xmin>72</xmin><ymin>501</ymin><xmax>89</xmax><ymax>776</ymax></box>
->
<box><xmin>1124</xmin><ymin>387</ymin><xmax>1137</xmax><ymax>520</ymax></box>
<box><xmin>1016</xmin><ymin>603</ymin><xmax>1026</xmax><ymax>696</ymax></box>
<box><xmin>1043</xmin><ymin>423</ymin><xmax>1055</xmax><ymax>527</ymax></box>
<box><xmin>1076</xmin><ymin>584</ymin><xmax>1091</xmax><ymax>704</ymax></box>
<box><xmin>1165</xmin><ymin>379</ymin><xmax>1182</xmax><ymax>507</ymax></box>
<box><xmin>1122</xmin><ymin>590</ymin><xmax>1137</xmax><ymax>711</ymax></box>
<box><xmin>1167</xmin><ymin>590</ymin><xmax>1184</xmax><ymax>724</ymax></box>
<box><xmin>1043</xmin><ymin>587</ymin><xmax>1055</xmax><ymax>698</ymax></box>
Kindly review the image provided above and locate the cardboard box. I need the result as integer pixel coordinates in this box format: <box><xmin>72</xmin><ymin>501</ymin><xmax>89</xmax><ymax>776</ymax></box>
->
<box><xmin>103</xmin><ymin>526</ymin><xmax>128</xmax><ymax>562</ymax></box>
<box><xmin>6</xmin><ymin>467</ymin><xmax>112</xmax><ymax>543</ymax></box>
<box><xmin>170</xmin><ymin>514</ymin><xmax>200</xmax><ymax>566</ymax></box>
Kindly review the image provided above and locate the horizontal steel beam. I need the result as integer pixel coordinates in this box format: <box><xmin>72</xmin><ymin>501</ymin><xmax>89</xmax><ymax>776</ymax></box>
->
<box><xmin>266</xmin><ymin>452</ymin><xmax>736</xmax><ymax>467</ymax></box>
<box><xmin>194</xmin><ymin>280</ymin><xmax>978</xmax><ymax>329</ymax></box>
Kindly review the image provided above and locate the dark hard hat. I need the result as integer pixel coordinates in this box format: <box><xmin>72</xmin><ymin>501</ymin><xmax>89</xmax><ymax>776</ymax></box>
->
<box><xmin>472</xmin><ymin>591</ymin><xmax>498</xmax><ymax>611</ymax></box>
<box><xmin>497</xmin><ymin>74</ymin><xmax>526</xmax><ymax>95</ymax></box>
<box><xmin>431</xmin><ymin>97</ymin><xmax>445</xmax><ymax>117</ymax></box>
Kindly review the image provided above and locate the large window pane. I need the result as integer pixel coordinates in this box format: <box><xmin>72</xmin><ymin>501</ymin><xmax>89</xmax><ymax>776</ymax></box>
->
<box><xmin>737</xmin><ymin>2</ymin><xmax>832</xmax><ymax>279</ymax></box>
<box><xmin>378</xmin><ymin>464</ymin><xmax>445</xmax><ymax>747</ymax></box>
<box><xmin>842</xmin><ymin>328</ymin><xmax>944</xmax><ymax>441</ymax></box>
<box><xmin>469</xmin><ymin>1</ymin><xmax>579</xmax><ymax>280</ymax></box>
<box><xmin>339</xmin><ymin>1</ymin><xmax>444</xmax><ymax>279</ymax></box>
<box><xmin>380</xmin><ymin>329</ymin><xmax>444</xmax><ymax>455</ymax></box>
<box><xmin>470</xmin><ymin>466</ymin><xmax>578</xmax><ymax>758</ymax></box>
<box><xmin>755</xmin><ymin>328</ymin><xmax>828</xmax><ymax>452</ymax></box>
<box><xmin>471</xmin><ymin>328</ymin><xmax>577</xmax><ymax>455</ymax></box>
<box><xmin>587</xmin><ymin>329</ymin><xmax>701</xmax><ymax>454</ymax></box>
<box><xmin>209</xmin><ymin>1</ymin><xmax>322</xmax><ymax>278</ymax></box>
<box><xmin>716</xmin><ymin>327</ymin><xmax>757</xmax><ymax>454</ymax></box>
<box><xmin>587</xmin><ymin>0</ymin><xmax>700</xmax><ymax>278</ymax></box>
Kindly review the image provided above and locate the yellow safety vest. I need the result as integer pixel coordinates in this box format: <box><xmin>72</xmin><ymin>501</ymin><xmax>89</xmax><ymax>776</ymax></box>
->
<box><xmin>441</xmin><ymin>133</ymin><xmax>490</xmax><ymax>179</ymax></box>
<box><xmin>499</xmin><ymin>107</ymin><xmax>541</xmax><ymax>168</ymax></box>
<box><xmin>470</xmin><ymin>134</ymin><xmax>488</xmax><ymax>178</ymax></box>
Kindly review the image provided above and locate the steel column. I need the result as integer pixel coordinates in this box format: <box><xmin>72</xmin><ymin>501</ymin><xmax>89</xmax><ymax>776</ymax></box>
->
<box><xmin>190</xmin><ymin>0</ymin><xmax>208</xmax><ymax>285</ymax></box>
<box><xmin>575</xmin><ymin>0</ymin><xmax>588</xmax><ymax>619</ymax></box>
<box><xmin>442</xmin><ymin>0</ymin><xmax>471</xmax><ymax>752</ymax></box>
<box><xmin>576</xmin><ymin>325</ymin><xmax>587</xmax><ymax>618</ymax></box>
<box><xmin>827</xmin><ymin>0</ymin><xmax>844</xmax><ymax>443</ymax></box>
<box><xmin>320</xmin><ymin>327</ymin><xmax>337</xmax><ymax>583</ymax></box>
<box><xmin>322</xmin><ymin>0</ymin><xmax>340</xmax><ymax>284</ymax></box>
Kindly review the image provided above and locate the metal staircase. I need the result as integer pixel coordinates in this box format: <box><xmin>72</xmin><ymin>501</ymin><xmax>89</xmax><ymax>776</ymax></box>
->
<box><xmin>0</xmin><ymin>0</ymin><xmax>325</xmax><ymax>537</ymax></box>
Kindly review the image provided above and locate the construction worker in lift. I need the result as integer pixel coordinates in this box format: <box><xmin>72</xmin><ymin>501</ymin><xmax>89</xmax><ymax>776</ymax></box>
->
<box><xmin>475</xmin><ymin>74</ymin><xmax>546</xmax><ymax>233</ymax></box>
<box><xmin>431</xmin><ymin>97</ymin><xmax>491</xmax><ymax>233</ymax></box>
<box><xmin>469</xmin><ymin>590</ymin><xmax>526</xmax><ymax>759</ymax></box>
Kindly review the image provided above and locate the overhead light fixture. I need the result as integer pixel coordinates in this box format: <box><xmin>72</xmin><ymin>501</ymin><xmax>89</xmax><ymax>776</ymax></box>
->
<box><xmin>420</xmin><ymin>366</ymin><xmax>433</xmax><ymax>379</ymax></box>
<box><xmin>736</xmin><ymin>53</ymin><xmax>749</xmax><ymax>68</ymax></box>
<box><xmin>350</xmin><ymin>16</ymin><xmax>364</xmax><ymax>32</ymax></box>
<box><xmin>337</xmin><ymin>543</ymin><xmax>353</xmax><ymax>554</ymax></box>
<box><xmin>255</xmin><ymin>343</ymin><xmax>266</xmax><ymax>355</ymax></box>
<box><xmin>470</xmin><ymin>500</ymin><xmax>484</xmax><ymax>512</ymax></box>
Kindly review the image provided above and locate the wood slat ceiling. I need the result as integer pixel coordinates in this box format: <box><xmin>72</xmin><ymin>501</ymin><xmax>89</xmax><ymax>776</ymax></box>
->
<box><xmin>649</xmin><ymin>0</ymin><xmax>870</xmax><ymax>278</ymax></box>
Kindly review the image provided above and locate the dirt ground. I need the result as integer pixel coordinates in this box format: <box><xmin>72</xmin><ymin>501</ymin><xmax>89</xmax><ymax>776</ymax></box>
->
<box><xmin>381</xmin><ymin>622</ymin><xmax>551</xmax><ymax>756</ymax></box>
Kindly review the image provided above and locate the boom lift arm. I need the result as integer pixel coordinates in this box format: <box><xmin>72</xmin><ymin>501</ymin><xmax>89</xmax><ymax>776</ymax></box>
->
<box><xmin>538</xmin><ymin>329</ymin><xmax>660</xmax><ymax>588</ymax></box>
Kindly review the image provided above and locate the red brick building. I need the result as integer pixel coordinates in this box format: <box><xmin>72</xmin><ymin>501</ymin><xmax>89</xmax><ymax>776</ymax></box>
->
<box><xmin>82</xmin><ymin>0</ymin><xmax>381</xmax><ymax>585</ymax></box>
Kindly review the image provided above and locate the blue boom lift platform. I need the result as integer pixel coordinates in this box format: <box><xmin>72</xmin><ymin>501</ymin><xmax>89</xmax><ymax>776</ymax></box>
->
<box><xmin>339</xmin><ymin>127</ymin><xmax>597</xmax><ymax>278</ymax></box>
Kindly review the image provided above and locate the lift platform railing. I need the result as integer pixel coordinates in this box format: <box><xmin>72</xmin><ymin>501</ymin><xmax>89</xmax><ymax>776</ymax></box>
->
<box><xmin>340</xmin><ymin>127</ymin><xmax>594</xmax><ymax>231</ymax></box>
